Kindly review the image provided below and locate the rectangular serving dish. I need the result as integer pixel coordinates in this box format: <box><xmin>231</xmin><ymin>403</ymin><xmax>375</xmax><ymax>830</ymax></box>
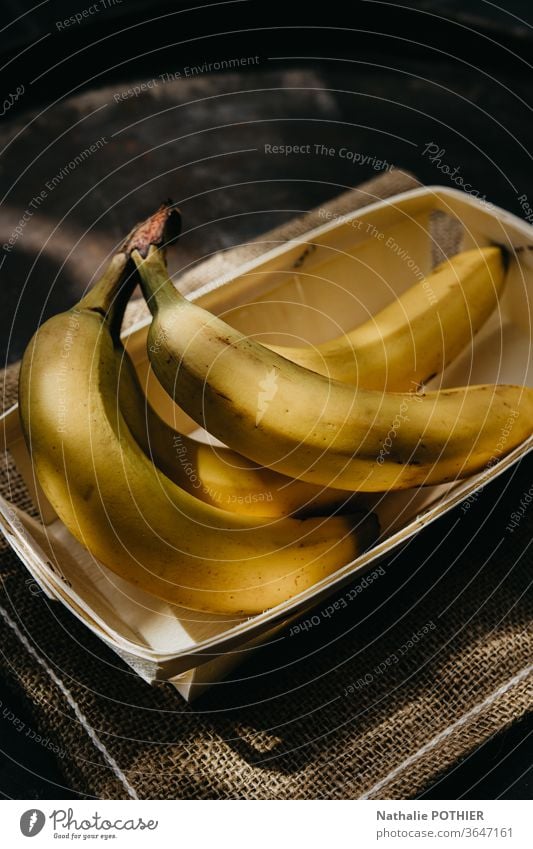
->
<box><xmin>1</xmin><ymin>185</ymin><xmax>532</xmax><ymax>701</ymax></box>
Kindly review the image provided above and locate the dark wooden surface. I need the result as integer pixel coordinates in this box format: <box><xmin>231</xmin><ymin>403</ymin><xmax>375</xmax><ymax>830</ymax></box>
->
<box><xmin>0</xmin><ymin>0</ymin><xmax>532</xmax><ymax>799</ymax></box>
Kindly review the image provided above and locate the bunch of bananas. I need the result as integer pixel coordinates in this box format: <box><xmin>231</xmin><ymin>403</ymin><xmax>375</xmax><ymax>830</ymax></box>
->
<box><xmin>19</xmin><ymin>205</ymin><xmax>533</xmax><ymax>615</ymax></box>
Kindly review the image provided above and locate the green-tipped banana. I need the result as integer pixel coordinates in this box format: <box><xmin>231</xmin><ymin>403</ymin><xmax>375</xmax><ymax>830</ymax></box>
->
<box><xmin>268</xmin><ymin>247</ymin><xmax>506</xmax><ymax>390</ymax></box>
<box><xmin>19</xmin><ymin>212</ymin><xmax>378</xmax><ymax>614</ymax></box>
<box><xmin>134</xmin><ymin>228</ymin><xmax>533</xmax><ymax>493</ymax></box>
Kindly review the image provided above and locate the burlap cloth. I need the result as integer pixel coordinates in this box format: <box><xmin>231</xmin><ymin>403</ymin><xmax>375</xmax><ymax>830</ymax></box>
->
<box><xmin>1</xmin><ymin>170</ymin><xmax>531</xmax><ymax>800</ymax></box>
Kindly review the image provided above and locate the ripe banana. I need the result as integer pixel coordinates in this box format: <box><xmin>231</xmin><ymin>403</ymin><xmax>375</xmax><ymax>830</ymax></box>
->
<box><xmin>134</xmin><ymin>231</ymin><xmax>533</xmax><ymax>493</ymax></box>
<box><xmin>19</xmin><ymin>217</ymin><xmax>378</xmax><ymax>615</ymax></box>
<box><xmin>267</xmin><ymin>247</ymin><xmax>506</xmax><ymax>390</ymax></box>
<box><xmin>86</xmin><ymin>215</ymin><xmax>352</xmax><ymax>518</ymax></box>
<box><xmin>116</xmin><ymin>348</ymin><xmax>354</xmax><ymax>518</ymax></box>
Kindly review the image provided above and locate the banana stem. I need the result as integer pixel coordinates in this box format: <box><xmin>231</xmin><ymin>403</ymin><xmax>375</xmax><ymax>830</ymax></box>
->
<box><xmin>78</xmin><ymin>252</ymin><xmax>137</xmax><ymax>342</ymax></box>
<box><xmin>132</xmin><ymin>245</ymin><xmax>184</xmax><ymax>314</ymax></box>
<box><xmin>78</xmin><ymin>203</ymin><xmax>181</xmax><ymax>340</ymax></box>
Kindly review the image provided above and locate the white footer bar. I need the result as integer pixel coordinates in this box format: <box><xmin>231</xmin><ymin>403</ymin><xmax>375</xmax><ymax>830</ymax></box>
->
<box><xmin>4</xmin><ymin>799</ymin><xmax>530</xmax><ymax>848</ymax></box>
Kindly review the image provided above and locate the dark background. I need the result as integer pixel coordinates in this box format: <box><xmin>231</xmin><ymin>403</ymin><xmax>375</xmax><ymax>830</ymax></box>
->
<box><xmin>0</xmin><ymin>0</ymin><xmax>531</xmax><ymax>798</ymax></box>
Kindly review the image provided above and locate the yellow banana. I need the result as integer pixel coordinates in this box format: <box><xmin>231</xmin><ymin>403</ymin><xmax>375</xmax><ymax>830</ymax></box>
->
<box><xmin>94</xmin><ymin>216</ymin><xmax>352</xmax><ymax>518</ymax></box>
<box><xmin>134</xmin><ymin>231</ymin><xmax>532</xmax><ymax>493</ymax></box>
<box><xmin>18</xmin><ymin>215</ymin><xmax>377</xmax><ymax>615</ymax></box>
<box><xmin>116</xmin><ymin>348</ymin><xmax>354</xmax><ymax>518</ymax></box>
<box><xmin>267</xmin><ymin>247</ymin><xmax>506</xmax><ymax>390</ymax></box>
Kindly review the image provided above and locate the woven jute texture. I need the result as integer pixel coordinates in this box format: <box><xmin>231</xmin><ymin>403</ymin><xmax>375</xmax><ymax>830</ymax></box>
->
<box><xmin>1</xmin><ymin>169</ymin><xmax>532</xmax><ymax>800</ymax></box>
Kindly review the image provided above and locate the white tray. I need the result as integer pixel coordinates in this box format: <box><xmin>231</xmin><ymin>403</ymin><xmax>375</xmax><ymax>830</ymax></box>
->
<box><xmin>1</xmin><ymin>185</ymin><xmax>532</xmax><ymax>701</ymax></box>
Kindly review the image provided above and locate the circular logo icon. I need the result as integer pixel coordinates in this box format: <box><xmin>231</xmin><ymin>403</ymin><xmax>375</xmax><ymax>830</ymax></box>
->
<box><xmin>20</xmin><ymin>810</ymin><xmax>46</xmax><ymax>837</ymax></box>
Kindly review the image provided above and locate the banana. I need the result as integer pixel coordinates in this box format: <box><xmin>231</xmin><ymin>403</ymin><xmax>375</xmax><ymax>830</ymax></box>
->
<box><xmin>80</xmin><ymin>225</ymin><xmax>351</xmax><ymax>518</ymax></box>
<box><xmin>116</xmin><ymin>348</ymin><xmax>354</xmax><ymax>518</ymax></box>
<box><xmin>134</xmin><ymin>230</ymin><xmax>533</xmax><ymax>493</ymax></box>
<box><xmin>18</xmin><ymin>213</ymin><xmax>378</xmax><ymax>615</ymax></box>
<box><xmin>267</xmin><ymin>247</ymin><xmax>506</xmax><ymax>390</ymax></box>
